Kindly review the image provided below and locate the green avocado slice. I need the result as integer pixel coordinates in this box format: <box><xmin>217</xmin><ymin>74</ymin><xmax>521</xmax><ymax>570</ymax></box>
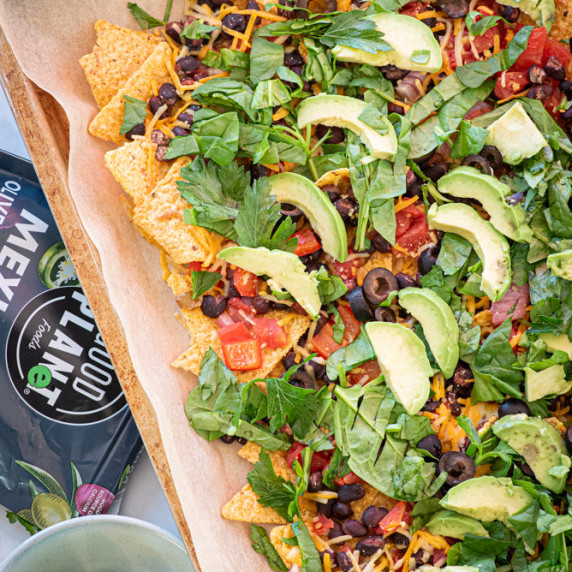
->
<box><xmin>440</xmin><ymin>476</ymin><xmax>533</xmax><ymax>522</ymax></box>
<box><xmin>364</xmin><ymin>322</ymin><xmax>432</xmax><ymax>415</ymax></box>
<box><xmin>539</xmin><ymin>333</ymin><xmax>572</xmax><ymax>359</ymax></box>
<box><xmin>218</xmin><ymin>246</ymin><xmax>321</xmax><ymax>319</ymax></box>
<box><xmin>297</xmin><ymin>94</ymin><xmax>397</xmax><ymax>160</ymax></box>
<box><xmin>427</xmin><ymin>203</ymin><xmax>511</xmax><ymax>302</ymax></box>
<box><xmin>547</xmin><ymin>249</ymin><xmax>572</xmax><ymax>281</ymax></box>
<box><xmin>425</xmin><ymin>510</ymin><xmax>489</xmax><ymax>540</ymax></box>
<box><xmin>437</xmin><ymin>166</ymin><xmax>532</xmax><ymax>243</ymax></box>
<box><xmin>493</xmin><ymin>414</ymin><xmax>571</xmax><ymax>494</ymax></box>
<box><xmin>332</xmin><ymin>12</ymin><xmax>442</xmax><ymax>73</ymax></box>
<box><xmin>525</xmin><ymin>364</ymin><xmax>572</xmax><ymax>402</ymax></box>
<box><xmin>398</xmin><ymin>287</ymin><xmax>459</xmax><ymax>378</ymax></box>
<box><xmin>496</xmin><ymin>0</ymin><xmax>555</xmax><ymax>31</ymax></box>
<box><xmin>268</xmin><ymin>172</ymin><xmax>347</xmax><ymax>262</ymax></box>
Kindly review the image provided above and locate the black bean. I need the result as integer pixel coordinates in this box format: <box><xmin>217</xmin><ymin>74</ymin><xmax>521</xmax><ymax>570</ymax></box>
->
<box><xmin>336</xmin><ymin>552</ymin><xmax>353</xmax><ymax>572</ymax></box>
<box><xmin>148</xmin><ymin>95</ymin><xmax>168</xmax><ymax>118</ymax></box>
<box><xmin>342</xmin><ymin>519</ymin><xmax>368</xmax><ymax>537</ymax></box>
<box><xmin>334</xmin><ymin>198</ymin><xmax>354</xmax><ymax>222</ymax></box>
<box><xmin>438</xmin><ymin>0</ymin><xmax>469</xmax><ymax>18</ymax></box>
<box><xmin>332</xmin><ymin>501</ymin><xmax>353</xmax><ymax>520</ymax></box>
<box><xmin>158</xmin><ymin>82</ymin><xmax>178</xmax><ymax>107</ymax></box>
<box><xmin>422</xmin><ymin>400</ymin><xmax>441</xmax><ymax>413</ymax></box>
<box><xmin>356</xmin><ymin>535</ymin><xmax>386</xmax><ymax>556</ymax></box>
<box><xmin>562</xmin><ymin>107</ymin><xmax>572</xmax><ymax>122</ymax></box>
<box><xmin>361</xmin><ymin>506</ymin><xmax>388</xmax><ymax>528</ymax></box>
<box><xmin>219</xmin><ymin>434</ymin><xmax>236</xmax><ymax>444</ymax></box>
<box><xmin>278</xmin><ymin>0</ymin><xmax>310</xmax><ymax>18</ymax></box>
<box><xmin>338</xmin><ymin>484</ymin><xmax>365</xmax><ymax>503</ymax></box>
<box><xmin>201</xmin><ymin>295</ymin><xmax>227</xmax><ymax>318</ymax></box>
<box><xmin>282</xmin><ymin>351</ymin><xmax>297</xmax><ymax>370</ymax></box>
<box><xmin>461</xmin><ymin>154</ymin><xmax>493</xmax><ymax>176</ymax></box>
<box><xmin>527</xmin><ymin>83</ymin><xmax>553</xmax><ymax>101</ymax></box>
<box><xmin>250</xmin><ymin>296</ymin><xmax>271</xmax><ymax>315</ymax></box>
<box><xmin>506</xmin><ymin>191</ymin><xmax>524</xmax><ymax>206</ymax></box>
<box><xmin>388</xmin><ymin>532</ymin><xmax>410</xmax><ymax>550</ymax></box>
<box><xmin>374</xmin><ymin>307</ymin><xmax>396</xmax><ymax>323</ymax></box>
<box><xmin>155</xmin><ymin>145</ymin><xmax>168</xmax><ymax>162</ymax></box>
<box><xmin>251</xmin><ymin>164</ymin><xmax>270</xmax><ymax>179</ymax></box>
<box><xmin>288</xmin><ymin>369</ymin><xmax>314</xmax><ymax>389</ymax></box>
<box><xmin>247</xmin><ymin>0</ymin><xmax>261</xmax><ymax>8</ymax></box>
<box><xmin>417</xmin><ymin>434</ymin><xmax>442</xmax><ymax>457</ymax></box>
<box><xmin>125</xmin><ymin>123</ymin><xmax>146</xmax><ymax>141</ymax></box>
<box><xmin>447</xmin><ymin>391</ymin><xmax>462</xmax><ymax>417</ymax></box>
<box><xmin>284</xmin><ymin>49</ymin><xmax>305</xmax><ymax>67</ymax></box>
<box><xmin>306</xmin><ymin>359</ymin><xmax>327</xmax><ymax>381</ymax></box>
<box><xmin>172</xmin><ymin>126</ymin><xmax>189</xmax><ymax>137</ymax></box>
<box><xmin>371</xmin><ymin>232</ymin><xmax>392</xmax><ymax>253</ymax></box>
<box><xmin>480</xmin><ymin>145</ymin><xmax>503</xmax><ymax>169</ymax></box>
<box><xmin>328</xmin><ymin>521</ymin><xmax>344</xmax><ymax>539</ymax></box>
<box><xmin>565</xmin><ymin>426</ymin><xmax>572</xmax><ymax>454</ymax></box>
<box><xmin>450</xmin><ymin>362</ymin><xmax>473</xmax><ymax>397</ymax></box>
<box><xmin>396</xmin><ymin>272</ymin><xmax>417</xmax><ymax>289</ymax></box>
<box><xmin>322</xmin><ymin>185</ymin><xmax>340</xmax><ymax>203</ymax></box>
<box><xmin>498</xmin><ymin>398</ymin><xmax>530</xmax><ymax>417</ymax></box>
<box><xmin>544</xmin><ymin>55</ymin><xmax>566</xmax><ymax>81</ymax></box>
<box><xmin>500</xmin><ymin>4</ymin><xmax>519</xmax><ymax>22</ymax></box>
<box><xmin>380</xmin><ymin>65</ymin><xmax>407</xmax><ymax>80</ymax></box>
<box><xmin>318</xmin><ymin>498</ymin><xmax>336</xmax><ymax>517</ymax></box>
<box><xmin>316</xmin><ymin>124</ymin><xmax>345</xmax><ymax>144</ymax></box>
<box><xmin>165</xmin><ymin>21</ymin><xmax>184</xmax><ymax>44</ymax></box>
<box><xmin>300</xmin><ymin>249</ymin><xmax>323</xmax><ymax>265</ymax></box>
<box><xmin>308</xmin><ymin>471</ymin><xmax>323</xmax><ymax>492</ymax></box>
<box><xmin>560</xmin><ymin>80</ymin><xmax>572</xmax><ymax>98</ymax></box>
<box><xmin>422</xmin><ymin>162</ymin><xmax>448</xmax><ymax>182</ymax></box>
<box><xmin>347</xmin><ymin>287</ymin><xmax>374</xmax><ymax>322</ymax></box>
<box><xmin>222</xmin><ymin>13</ymin><xmax>247</xmax><ymax>32</ymax></box>
<box><xmin>151</xmin><ymin>129</ymin><xmax>170</xmax><ymax>146</ymax></box>
<box><xmin>527</xmin><ymin>64</ymin><xmax>546</xmax><ymax>84</ymax></box>
<box><xmin>418</xmin><ymin>245</ymin><xmax>439</xmax><ymax>275</ymax></box>
<box><xmin>439</xmin><ymin>451</ymin><xmax>475</xmax><ymax>486</ymax></box>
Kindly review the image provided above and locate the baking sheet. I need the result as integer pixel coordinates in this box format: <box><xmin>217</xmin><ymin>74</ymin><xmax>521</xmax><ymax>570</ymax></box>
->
<box><xmin>0</xmin><ymin>1</ymin><xmax>266</xmax><ymax>569</ymax></box>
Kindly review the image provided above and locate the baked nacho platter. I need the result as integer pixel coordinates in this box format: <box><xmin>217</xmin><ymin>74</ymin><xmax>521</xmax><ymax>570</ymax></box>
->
<box><xmin>10</xmin><ymin>0</ymin><xmax>572</xmax><ymax>567</ymax></box>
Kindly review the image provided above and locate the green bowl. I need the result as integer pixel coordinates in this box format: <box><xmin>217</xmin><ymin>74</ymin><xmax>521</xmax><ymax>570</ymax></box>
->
<box><xmin>0</xmin><ymin>515</ymin><xmax>195</xmax><ymax>572</ymax></box>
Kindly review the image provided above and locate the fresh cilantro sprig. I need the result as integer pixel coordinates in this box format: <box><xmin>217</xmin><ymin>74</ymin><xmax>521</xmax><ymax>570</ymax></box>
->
<box><xmin>465</xmin><ymin>11</ymin><xmax>511</xmax><ymax>37</ymax></box>
<box><xmin>250</xmin><ymin>525</ymin><xmax>288</xmax><ymax>572</ymax></box>
<box><xmin>190</xmin><ymin>270</ymin><xmax>222</xmax><ymax>299</ymax></box>
<box><xmin>181</xmin><ymin>19</ymin><xmax>218</xmax><ymax>40</ymax></box>
<box><xmin>127</xmin><ymin>2</ymin><xmax>165</xmax><ymax>29</ymax></box>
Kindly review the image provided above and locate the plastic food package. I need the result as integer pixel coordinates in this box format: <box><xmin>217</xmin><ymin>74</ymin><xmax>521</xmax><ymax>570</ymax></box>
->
<box><xmin>0</xmin><ymin>151</ymin><xmax>142</xmax><ymax>532</ymax></box>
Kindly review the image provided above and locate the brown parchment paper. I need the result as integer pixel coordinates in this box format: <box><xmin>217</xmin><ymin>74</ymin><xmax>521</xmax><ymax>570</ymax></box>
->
<box><xmin>0</xmin><ymin>1</ymin><xmax>268</xmax><ymax>569</ymax></box>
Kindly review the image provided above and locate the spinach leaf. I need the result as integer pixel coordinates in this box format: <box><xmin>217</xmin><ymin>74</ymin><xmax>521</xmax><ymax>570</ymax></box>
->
<box><xmin>190</xmin><ymin>270</ymin><xmax>222</xmax><ymax>299</ymax></box>
<box><xmin>455</xmin><ymin>533</ymin><xmax>511</xmax><ymax>572</ymax></box>
<box><xmin>314</xmin><ymin>267</ymin><xmax>347</xmax><ymax>305</ymax></box>
<box><xmin>193</xmin><ymin>111</ymin><xmax>240</xmax><ymax>166</ymax></box>
<box><xmin>120</xmin><ymin>95</ymin><xmax>147</xmax><ymax>135</ymax></box>
<box><xmin>510</xmin><ymin>243</ymin><xmax>532</xmax><ymax>287</ymax></box>
<box><xmin>465</xmin><ymin>12</ymin><xmax>508</xmax><ymax>36</ymax></box>
<box><xmin>291</xmin><ymin>519</ymin><xmax>322</xmax><ymax>572</ymax></box>
<box><xmin>302</xmin><ymin>38</ymin><xmax>334</xmax><ymax>90</ymax></box>
<box><xmin>456</xmin><ymin>310</ymin><xmax>481</xmax><ymax>360</ymax></box>
<box><xmin>450</xmin><ymin>120</ymin><xmax>489</xmax><ymax>159</ymax></box>
<box><xmin>321</xmin><ymin>448</ymin><xmax>349</xmax><ymax>489</ymax></box>
<box><xmin>529</xmin><ymin>269</ymin><xmax>562</xmax><ymax>304</ymax></box>
<box><xmin>519</xmin><ymin>99</ymin><xmax>572</xmax><ymax>155</ymax></box>
<box><xmin>127</xmin><ymin>2</ymin><xmax>164</xmax><ymax>29</ymax></box>
<box><xmin>250</xmin><ymin>525</ymin><xmax>288</xmax><ymax>571</ymax></box>
<box><xmin>473</xmin><ymin>319</ymin><xmax>524</xmax><ymax>398</ymax></box>
<box><xmin>549</xmin><ymin>180</ymin><xmax>572</xmax><ymax>239</ymax></box>
<box><xmin>437</xmin><ymin>233</ymin><xmax>473</xmax><ymax>275</ymax></box>
<box><xmin>250</xmin><ymin>36</ymin><xmax>284</xmax><ymax>85</ymax></box>
<box><xmin>326</xmin><ymin>330</ymin><xmax>375</xmax><ymax>380</ymax></box>
<box><xmin>252</xmin><ymin>79</ymin><xmax>291</xmax><ymax>110</ymax></box>
<box><xmin>164</xmin><ymin>134</ymin><xmax>200</xmax><ymax>160</ymax></box>
<box><xmin>181</xmin><ymin>19</ymin><xmax>217</xmax><ymax>40</ymax></box>
<box><xmin>419</xmin><ymin>266</ymin><xmax>455</xmax><ymax>303</ymax></box>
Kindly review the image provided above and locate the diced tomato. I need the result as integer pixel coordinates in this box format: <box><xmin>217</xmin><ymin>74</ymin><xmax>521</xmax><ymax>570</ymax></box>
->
<box><xmin>543</xmin><ymin>85</ymin><xmax>565</xmax><ymax>119</ymax></box>
<box><xmin>494</xmin><ymin>71</ymin><xmax>529</xmax><ymax>100</ymax></box>
<box><xmin>398</xmin><ymin>1</ymin><xmax>426</xmax><ymax>17</ymax></box>
<box><xmin>310</xmin><ymin>323</ymin><xmax>343</xmax><ymax>359</ymax></box>
<box><xmin>313</xmin><ymin>514</ymin><xmax>335</xmax><ymax>535</ymax></box>
<box><xmin>293</xmin><ymin>228</ymin><xmax>322</xmax><ymax>257</ymax></box>
<box><xmin>333</xmin><ymin>256</ymin><xmax>362</xmax><ymax>282</ymax></box>
<box><xmin>464</xmin><ymin>101</ymin><xmax>494</xmax><ymax>121</ymax></box>
<box><xmin>346</xmin><ymin>359</ymin><xmax>382</xmax><ymax>386</ymax></box>
<box><xmin>286</xmin><ymin>442</ymin><xmax>330</xmax><ymax>471</ymax></box>
<box><xmin>395</xmin><ymin>219</ymin><xmax>432</xmax><ymax>253</ymax></box>
<box><xmin>395</xmin><ymin>211</ymin><xmax>412</xmax><ymax>238</ymax></box>
<box><xmin>217</xmin><ymin>322</ymin><xmax>252</xmax><ymax>344</ymax></box>
<box><xmin>221</xmin><ymin>337</ymin><xmax>262</xmax><ymax>371</ymax></box>
<box><xmin>335</xmin><ymin>471</ymin><xmax>364</xmax><ymax>486</ymax></box>
<box><xmin>251</xmin><ymin>318</ymin><xmax>288</xmax><ymax>349</ymax></box>
<box><xmin>376</xmin><ymin>502</ymin><xmax>411</xmax><ymax>535</ymax></box>
<box><xmin>512</xmin><ymin>26</ymin><xmax>547</xmax><ymax>71</ymax></box>
<box><xmin>227</xmin><ymin>297</ymin><xmax>256</xmax><ymax>322</ymax></box>
<box><xmin>233</xmin><ymin>267</ymin><xmax>259</xmax><ymax>297</ymax></box>
<box><xmin>286</xmin><ymin>442</ymin><xmax>305</xmax><ymax>467</ymax></box>
<box><xmin>433</xmin><ymin>549</ymin><xmax>448</xmax><ymax>566</ymax></box>
<box><xmin>473</xmin><ymin>26</ymin><xmax>500</xmax><ymax>53</ymax></box>
<box><xmin>542</xmin><ymin>37</ymin><xmax>571</xmax><ymax>68</ymax></box>
<box><xmin>337</xmin><ymin>305</ymin><xmax>361</xmax><ymax>344</ymax></box>
<box><xmin>187</xmin><ymin>261</ymin><xmax>204</xmax><ymax>274</ymax></box>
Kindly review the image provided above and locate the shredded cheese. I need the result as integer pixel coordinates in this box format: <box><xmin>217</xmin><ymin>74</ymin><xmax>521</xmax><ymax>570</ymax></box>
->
<box><xmin>497</xmin><ymin>88</ymin><xmax>531</xmax><ymax>104</ymax></box>
<box><xmin>509</xmin><ymin>322</ymin><xmax>528</xmax><ymax>348</ymax></box>
<box><xmin>431</xmin><ymin>22</ymin><xmax>446</xmax><ymax>33</ymax></box>
<box><xmin>272</xmin><ymin>107</ymin><xmax>290</xmax><ymax>121</ymax></box>
<box><xmin>416</xmin><ymin>10</ymin><xmax>447</xmax><ymax>19</ymax></box>
<box><xmin>395</xmin><ymin>195</ymin><xmax>418</xmax><ymax>213</ymax></box>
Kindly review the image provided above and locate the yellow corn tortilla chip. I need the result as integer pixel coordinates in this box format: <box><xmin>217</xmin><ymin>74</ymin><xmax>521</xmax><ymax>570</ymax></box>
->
<box><xmin>270</xmin><ymin>524</ymin><xmax>301</xmax><ymax>568</ymax></box>
<box><xmin>105</xmin><ymin>140</ymin><xmax>170</xmax><ymax>205</ymax></box>
<box><xmin>351</xmin><ymin>483</ymin><xmax>397</xmax><ymax>518</ymax></box>
<box><xmin>80</xmin><ymin>20</ymin><xmax>161</xmax><ymax>109</ymax></box>
<box><xmin>355</xmin><ymin>251</ymin><xmax>418</xmax><ymax>286</ymax></box>
<box><xmin>167</xmin><ymin>270</ymin><xmax>193</xmax><ymax>299</ymax></box>
<box><xmin>88</xmin><ymin>42</ymin><xmax>172</xmax><ymax>144</ymax></box>
<box><xmin>133</xmin><ymin>158</ymin><xmax>213</xmax><ymax>263</ymax></box>
<box><xmin>238</xmin><ymin>443</ymin><xmax>295</xmax><ymax>480</ymax></box>
<box><xmin>222</xmin><ymin>484</ymin><xmax>287</xmax><ymax>524</ymax></box>
<box><xmin>172</xmin><ymin>310</ymin><xmax>310</xmax><ymax>383</ymax></box>
<box><xmin>549</xmin><ymin>0</ymin><xmax>572</xmax><ymax>75</ymax></box>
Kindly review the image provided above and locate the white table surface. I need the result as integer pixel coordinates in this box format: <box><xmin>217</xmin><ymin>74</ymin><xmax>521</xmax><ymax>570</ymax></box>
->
<box><xmin>0</xmin><ymin>86</ymin><xmax>182</xmax><ymax>562</ymax></box>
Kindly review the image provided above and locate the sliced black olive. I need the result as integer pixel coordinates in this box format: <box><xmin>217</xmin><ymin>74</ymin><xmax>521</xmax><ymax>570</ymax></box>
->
<box><xmin>396</xmin><ymin>272</ymin><xmax>417</xmax><ymax>289</ymax></box>
<box><xmin>363</xmin><ymin>268</ymin><xmax>399</xmax><ymax>305</ymax></box>
<box><xmin>380</xmin><ymin>65</ymin><xmax>407</xmax><ymax>80</ymax></box>
<box><xmin>322</xmin><ymin>184</ymin><xmax>340</xmax><ymax>203</ymax></box>
<box><xmin>500</xmin><ymin>4</ymin><xmax>519</xmax><ymax>22</ymax></box>
<box><xmin>438</xmin><ymin>0</ymin><xmax>469</xmax><ymax>18</ymax></box>
<box><xmin>374</xmin><ymin>307</ymin><xmax>396</xmax><ymax>322</ymax></box>
<box><xmin>418</xmin><ymin>245</ymin><xmax>439</xmax><ymax>275</ymax></box>
<box><xmin>417</xmin><ymin>434</ymin><xmax>442</xmax><ymax>458</ymax></box>
<box><xmin>220</xmin><ymin>434</ymin><xmax>236</xmax><ymax>444</ymax></box>
<box><xmin>544</xmin><ymin>55</ymin><xmax>566</xmax><ymax>81</ymax></box>
<box><xmin>498</xmin><ymin>398</ymin><xmax>531</xmax><ymax>418</ymax></box>
<box><xmin>316</xmin><ymin>124</ymin><xmax>345</xmax><ymax>144</ymax></box>
<box><xmin>288</xmin><ymin>370</ymin><xmax>314</xmax><ymax>389</ymax></box>
<box><xmin>371</xmin><ymin>232</ymin><xmax>391</xmax><ymax>253</ymax></box>
<box><xmin>347</xmin><ymin>287</ymin><xmax>374</xmax><ymax>322</ymax></box>
<box><xmin>438</xmin><ymin>451</ymin><xmax>476</xmax><ymax>486</ymax></box>
<box><xmin>461</xmin><ymin>154</ymin><xmax>494</xmax><ymax>176</ymax></box>
<box><xmin>280</xmin><ymin>203</ymin><xmax>302</xmax><ymax>222</ymax></box>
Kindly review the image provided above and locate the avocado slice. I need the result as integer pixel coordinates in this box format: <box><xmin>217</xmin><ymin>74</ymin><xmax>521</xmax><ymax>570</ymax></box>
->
<box><xmin>398</xmin><ymin>287</ymin><xmax>459</xmax><ymax>378</ymax></box>
<box><xmin>332</xmin><ymin>12</ymin><xmax>442</xmax><ymax>73</ymax></box>
<box><xmin>539</xmin><ymin>333</ymin><xmax>572</xmax><ymax>359</ymax></box>
<box><xmin>496</xmin><ymin>0</ymin><xmax>555</xmax><ymax>31</ymax></box>
<box><xmin>437</xmin><ymin>166</ymin><xmax>532</xmax><ymax>243</ymax></box>
<box><xmin>218</xmin><ymin>246</ymin><xmax>321</xmax><ymax>319</ymax></box>
<box><xmin>440</xmin><ymin>476</ymin><xmax>533</xmax><ymax>522</ymax></box>
<box><xmin>525</xmin><ymin>364</ymin><xmax>572</xmax><ymax>402</ymax></box>
<box><xmin>427</xmin><ymin>203</ymin><xmax>511</xmax><ymax>302</ymax></box>
<box><xmin>547</xmin><ymin>250</ymin><xmax>572</xmax><ymax>281</ymax></box>
<box><xmin>364</xmin><ymin>322</ymin><xmax>432</xmax><ymax>415</ymax></box>
<box><xmin>425</xmin><ymin>510</ymin><xmax>489</xmax><ymax>540</ymax></box>
<box><xmin>297</xmin><ymin>95</ymin><xmax>397</xmax><ymax>160</ymax></box>
<box><xmin>492</xmin><ymin>414</ymin><xmax>571</xmax><ymax>494</ymax></box>
<box><xmin>268</xmin><ymin>172</ymin><xmax>347</xmax><ymax>262</ymax></box>
<box><xmin>485</xmin><ymin>102</ymin><xmax>548</xmax><ymax>165</ymax></box>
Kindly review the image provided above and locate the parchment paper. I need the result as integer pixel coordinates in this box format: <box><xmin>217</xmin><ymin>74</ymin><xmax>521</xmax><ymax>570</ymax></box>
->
<box><xmin>0</xmin><ymin>1</ymin><xmax>267</xmax><ymax>569</ymax></box>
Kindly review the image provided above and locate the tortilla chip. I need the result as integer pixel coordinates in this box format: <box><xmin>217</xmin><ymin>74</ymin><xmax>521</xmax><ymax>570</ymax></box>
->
<box><xmin>88</xmin><ymin>42</ymin><xmax>172</xmax><ymax>144</ymax></box>
<box><xmin>355</xmin><ymin>251</ymin><xmax>418</xmax><ymax>286</ymax></box>
<box><xmin>350</xmin><ymin>483</ymin><xmax>397</xmax><ymax>520</ymax></box>
<box><xmin>167</xmin><ymin>270</ymin><xmax>193</xmax><ymax>299</ymax></box>
<box><xmin>315</xmin><ymin>168</ymin><xmax>350</xmax><ymax>188</ymax></box>
<box><xmin>238</xmin><ymin>443</ymin><xmax>295</xmax><ymax>481</ymax></box>
<box><xmin>80</xmin><ymin>20</ymin><xmax>161</xmax><ymax>109</ymax></box>
<box><xmin>172</xmin><ymin>310</ymin><xmax>310</xmax><ymax>383</ymax></box>
<box><xmin>132</xmin><ymin>158</ymin><xmax>213</xmax><ymax>263</ymax></box>
<box><xmin>222</xmin><ymin>484</ymin><xmax>287</xmax><ymax>524</ymax></box>
<box><xmin>105</xmin><ymin>140</ymin><xmax>170</xmax><ymax>204</ymax></box>
<box><xmin>270</xmin><ymin>524</ymin><xmax>301</xmax><ymax>568</ymax></box>
<box><xmin>549</xmin><ymin>0</ymin><xmax>572</xmax><ymax>75</ymax></box>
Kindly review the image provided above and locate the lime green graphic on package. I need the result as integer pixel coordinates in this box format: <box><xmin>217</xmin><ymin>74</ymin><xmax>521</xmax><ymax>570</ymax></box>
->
<box><xmin>27</xmin><ymin>365</ymin><xmax>52</xmax><ymax>389</ymax></box>
<box><xmin>37</xmin><ymin>241</ymin><xmax>79</xmax><ymax>289</ymax></box>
